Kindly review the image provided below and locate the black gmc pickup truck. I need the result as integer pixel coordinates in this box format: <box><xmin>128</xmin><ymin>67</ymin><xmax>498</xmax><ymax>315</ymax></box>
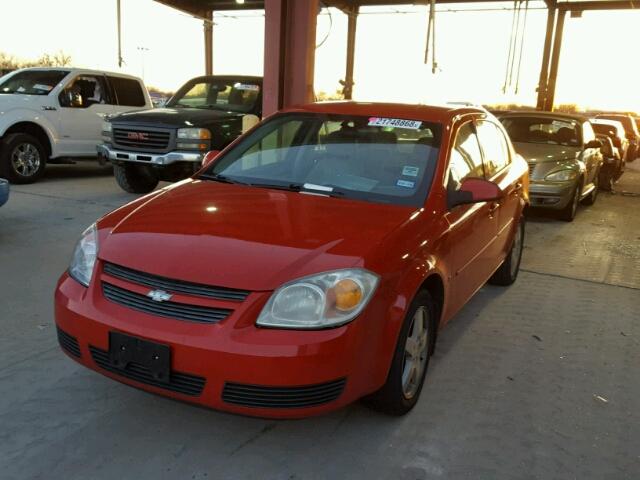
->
<box><xmin>99</xmin><ymin>75</ymin><xmax>262</xmax><ymax>193</ymax></box>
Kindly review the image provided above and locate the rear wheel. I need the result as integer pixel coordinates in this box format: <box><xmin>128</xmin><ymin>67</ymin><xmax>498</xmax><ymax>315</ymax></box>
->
<box><xmin>0</xmin><ymin>133</ymin><xmax>47</xmax><ymax>184</ymax></box>
<box><xmin>489</xmin><ymin>219</ymin><xmax>524</xmax><ymax>286</ymax></box>
<box><xmin>364</xmin><ymin>290</ymin><xmax>436</xmax><ymax>416</ymax></box>
<box><xmin>559</xmin><ymin>182</ymin><xmax>580</xmax><ymax>222</ymax></box>
<box><xmin>114</xmin><ymin>164</ymin><xmax>159</xmax><ymax>193</ymax></box>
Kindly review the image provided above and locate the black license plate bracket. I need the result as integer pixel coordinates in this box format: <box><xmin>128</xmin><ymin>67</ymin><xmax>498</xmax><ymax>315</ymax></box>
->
<box><xmin>109</xmin><ymin>332</ymin><xmax>171</xmax><ymax>383</ymax></box>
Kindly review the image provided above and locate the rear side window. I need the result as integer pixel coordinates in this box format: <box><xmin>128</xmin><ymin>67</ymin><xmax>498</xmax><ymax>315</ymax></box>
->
<box><xmin>476</xmin><ymin>120</ymin><xmax>510</xmax><ymax>178</ymax></box>
<box><xmin>448</xmin><ymin>121</ymin><xmax>485</xmax><ymax>189</ymax></box>
<box><xmin>108</xmin><ymin>77</ymin><xmax>146</xmax><ymax>107</ymax></box>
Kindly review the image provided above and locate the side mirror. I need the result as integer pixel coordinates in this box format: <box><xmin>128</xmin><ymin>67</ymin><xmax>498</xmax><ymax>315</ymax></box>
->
<box><xmin>448</xmin><ymin>178</ymin><xmax>502</xmax><ymax>209</ymax></box>
<box><xmin>202</xmin><ymin>150</ymin><xmax>221</xmax><ymax>168</ymax></box>
<box><xmin>585</xmin><ymin>139</ymin><xmax>602</xmax><ymax>149</ymax></box>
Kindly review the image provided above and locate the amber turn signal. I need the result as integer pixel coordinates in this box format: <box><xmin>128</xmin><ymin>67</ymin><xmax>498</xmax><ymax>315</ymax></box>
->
<box><xmin>334</xmin><ymin>278</ymin><xmax>363</xmax><ymax>311</ymax></box>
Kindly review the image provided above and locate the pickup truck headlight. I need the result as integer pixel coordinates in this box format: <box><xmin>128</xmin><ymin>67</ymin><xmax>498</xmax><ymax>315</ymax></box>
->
<box><xmin>545</xmin><ymin>169</ymin><xmax>578</xmax><ymax>182</ymax></box>
<box><xmin>177</xmin><ymin>128</ymin><xmax>211</xmax><ymax>150</ymax></box>
<box><xmin>101</xmin><ymin>121</ymin><xmax>112</xmax><ymax>142</ymax></box>
<box><xmin>256</xmin><ymin>269</ymin><xmax>379</xmax><ymax>329</ymax></box>
<box><xmin>69</xmin><ymin>223</ymin><xmax>98</xmax><ymax>287</ymax></box>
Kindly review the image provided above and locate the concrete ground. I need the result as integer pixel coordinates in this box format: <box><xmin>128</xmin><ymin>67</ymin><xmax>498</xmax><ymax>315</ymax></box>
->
<box><xmin>1</xmin><ymin>162</ymin><xmax>638</xmax><ymax>479</ymax></box>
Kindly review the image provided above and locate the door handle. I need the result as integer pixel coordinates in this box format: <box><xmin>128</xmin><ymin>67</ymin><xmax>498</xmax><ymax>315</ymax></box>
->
<box><xmin>489</xmin><ymin>202</ymin><xmax>501</xmax><ymax>215</ymax></box>
<box><xmin>42</xmin><ymin>106</ymin><xmax>57</xmax><ymax>111</ymax></box>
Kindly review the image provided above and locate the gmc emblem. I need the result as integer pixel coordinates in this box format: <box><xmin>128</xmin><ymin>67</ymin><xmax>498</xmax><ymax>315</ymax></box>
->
<box><xmin>127</xmin><ymin>132</ymin><xmax>149</xmax><ymax>141</ymax></box>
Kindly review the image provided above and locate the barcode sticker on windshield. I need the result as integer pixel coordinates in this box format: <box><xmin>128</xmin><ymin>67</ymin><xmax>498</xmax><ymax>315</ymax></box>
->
<box><xmin>368</xmin><ymin>117</ymin><xmax>422</xmax><ymax>130</ymax></box>
<box><xmin>396</xmin><ymin>180</ymin><xmax>415</xmax><ymax>188</ymax></box>
<box><xmin>402</xmin><ymin>166</ymin><xmax>419</xmax><ymax>177</ymax></box>
<box><xmin>33</xmin><ymin>84</ymin><xmax>53</xmax><ymax>91</ymax></box>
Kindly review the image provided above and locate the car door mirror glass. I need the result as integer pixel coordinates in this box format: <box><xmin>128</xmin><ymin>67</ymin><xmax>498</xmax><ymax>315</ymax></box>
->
<box><xmin>448</xmin><ymin>178</ymin><xmax>502</xmax><ymax>209</ymax></box>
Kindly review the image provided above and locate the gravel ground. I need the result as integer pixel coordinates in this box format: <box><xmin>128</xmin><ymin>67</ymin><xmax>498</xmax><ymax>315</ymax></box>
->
<box><xmin>0</xmin><ymin>162</ymin><xmax>638</xmax><ymax>480</ymax></box>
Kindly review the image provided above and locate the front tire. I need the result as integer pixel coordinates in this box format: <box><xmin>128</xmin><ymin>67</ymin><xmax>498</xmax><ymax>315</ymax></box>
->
<box><xmin>114</xmin><ymin>164</ymin><xmax>159</xmax><ymax>193</ymax></box>
<box><xmin>559</xmin><ymin>182</ymin><xmax>580</xmax><ymax>222</ymax></box>
<box><xmin>489</xmin><ymin>219</ymin><xmax>525</xmax><ymax>286</ymax></box>
<box><xmin>0</xmin><ymin>133</ymin><xmax>47</xmax><ymax>184</ymax></box>
<box><xmin>364</xmin><ymin>290</ymin><xmax>437</xmax><ymax>416</ymax></box>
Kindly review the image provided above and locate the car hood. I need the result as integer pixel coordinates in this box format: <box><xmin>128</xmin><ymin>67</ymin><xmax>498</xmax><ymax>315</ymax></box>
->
<box><xmin>513</xmin><ymin>142</ymin><xmax>581</xmax><ymax>164</ymax></box>
<box><xmin>109</xmin><ymin>107</ymin><xmax>244</xmax><ymax>129</ymax></box>
<box><xmin>98</xmin><ymin>180</ymin><xmax>414</xmax><ymax>291</ymax></box>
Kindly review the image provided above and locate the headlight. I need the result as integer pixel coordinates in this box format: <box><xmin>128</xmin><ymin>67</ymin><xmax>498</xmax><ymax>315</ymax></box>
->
<box><xmin>177</xmin><ymin>128</ymin><xmax>211</xmax><ymax>140</ymax></box>
<box><xmin>257</xmin><ymin>269</ymin><xmax>379</xmax><ymax>329</ymax></box>
<box><xmin>69</xmin><ymin>223</ymin><xmax>98</xmax><ymax>287</ymax></box>
<box><xmin>102</xmin><ymin>121</ymin><xmax>112</xmax><ymax>134</ymax></box>
<box><xmin>545</xmin><ymin>169</ymin><xmax>578</xmax><ymax>182</ymax></box>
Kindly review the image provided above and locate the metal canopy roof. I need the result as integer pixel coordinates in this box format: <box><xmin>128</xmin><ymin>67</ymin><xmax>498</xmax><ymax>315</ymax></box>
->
<box><xmin>155</xmin><ymin>0</ymin><xmax>640</xmax><ymax>15</ymax></box>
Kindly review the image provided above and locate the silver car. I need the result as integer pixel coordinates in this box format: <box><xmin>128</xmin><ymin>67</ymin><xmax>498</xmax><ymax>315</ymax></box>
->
<box><xmin>498</xmin><ymin>112</ymin><xmax>603</xmax><ymax>222</ymax></box>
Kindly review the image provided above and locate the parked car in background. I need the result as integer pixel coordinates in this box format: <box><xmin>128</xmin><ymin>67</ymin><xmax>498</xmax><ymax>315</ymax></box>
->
<box><xmin>0</xmin><ymin>178</ymin><xmax>9</xmax><ymax>207</ymax></box>
<box><xmin>0</xmin><ymin>67</ymin><xmax>151</xmax><ymax>184</ymax></box>
<box><xmin>595</xmin><ymin>134</ymin><xmax>622</xmax><ymax>191</ymax></box>
<box><xmin>591</xmin><ymin>118</ymin><xmax>628</xmax><ymax>165</ymax></box>
<box><xmin>595</xmin><ymin>113</ymin><xmax>640</xmax><ymax>161</ymax></box>
<box><xmin>56</xmin><ymin>103</ymin><xmax>529</xmax><ymax>418</ymax></box>
<box><xmin>498</xmin><ymin>111</ymin><xmax>603</xmax><ymax>221</ymax></box>
<box><xmin>99</xmin><ymin>75</ymin><xmax>263</xmax><ymax>193</ymax></box>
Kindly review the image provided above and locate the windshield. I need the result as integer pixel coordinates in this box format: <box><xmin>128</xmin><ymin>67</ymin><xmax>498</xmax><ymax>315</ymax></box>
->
<box><xmin>201</xmin><ymin>113</ymin><xmax>442</xmax><ymax>207</ymax></box>
<box><xmin>501</xmin><ymin>117</ymin><xmax>581</xmax><ymax>146</ymax></box>
<box><xmin>168</xmin><ymin>79</ymin><xmax>260</xmax><ymax>113</ymax></box>
<box><xmin>0</xmin><ymin>70</ymin><xmax>68</xmax><ymax>95</ymax></box>
<box><xmin>597</xmin><ymin>115</ymin><xmax>639</xmax><ymax>136</ymax></box>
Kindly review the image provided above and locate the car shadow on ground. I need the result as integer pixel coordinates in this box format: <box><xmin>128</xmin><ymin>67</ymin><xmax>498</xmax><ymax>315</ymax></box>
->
<box><xmin>41</xmin><ymin>162</ymin><xmax>114</xmax><ymax>181</ymax></box>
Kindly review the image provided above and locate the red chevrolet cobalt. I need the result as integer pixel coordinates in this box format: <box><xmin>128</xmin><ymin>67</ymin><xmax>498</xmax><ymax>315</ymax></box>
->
<box><xmin>55</xmin><ymin>102</ymin><xmax>529</xmax><ymax>418</ymax></box>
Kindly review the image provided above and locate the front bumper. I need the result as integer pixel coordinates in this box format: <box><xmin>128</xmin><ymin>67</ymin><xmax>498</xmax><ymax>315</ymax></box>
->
<box><xmin>54</xmin><ymin>270</ymin><xmax>387</xmax><ymax>419</ymax></box>
<box><xmin>97</xmin><ymin>143</ymin><xmax>203</xmax><ymax>166</ymax></box>
<box><xmin>0</xmin><ymin>178</ymin><xmax>9</xmax><ymax>207</ymax></box>
<box><xmin>528</xmin><ymin>181</ymin><xmax>575</xmax><ymax>210</ymax></box>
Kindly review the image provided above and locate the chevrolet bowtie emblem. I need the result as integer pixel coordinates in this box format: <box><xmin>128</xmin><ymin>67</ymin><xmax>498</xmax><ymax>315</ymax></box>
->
<box><xmin>147</xmin><ymin>289</ymin><xmax>172</xmax><ymax>302</ymax></box>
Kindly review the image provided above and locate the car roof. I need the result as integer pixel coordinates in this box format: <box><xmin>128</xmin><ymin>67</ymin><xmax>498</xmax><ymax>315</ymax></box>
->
<box><xmin>12</xmin><ymin>67</ymin><xmax>143</xmax><ymax>81</ymax></box>
<box><xmin>496</xmin><ymin>110</ymin><xmax>588</xmax><ymax>123</ymax></box>
<box><xmin>282</xmin><ymin>101</ymin><xmax>487</xmax><ymax>123</ymax></box>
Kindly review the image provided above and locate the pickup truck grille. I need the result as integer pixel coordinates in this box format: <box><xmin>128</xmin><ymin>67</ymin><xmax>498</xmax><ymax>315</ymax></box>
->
<box><xmin>113</xmin><ymin>127</ymin><xmax>171</xmax><ymax>151</ymax></box>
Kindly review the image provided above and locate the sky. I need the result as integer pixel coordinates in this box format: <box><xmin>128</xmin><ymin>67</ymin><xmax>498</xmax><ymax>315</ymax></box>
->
<box><xmin>1</xmin><ymin>0</ymin><xmax>639</xmax><ymax>112</ymax></box>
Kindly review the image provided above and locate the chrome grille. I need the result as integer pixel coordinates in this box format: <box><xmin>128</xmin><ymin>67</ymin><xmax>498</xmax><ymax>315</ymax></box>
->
<box><xmin>528</xmin><ymin>163</ymin><xmax>536</xmax><ymax>177</ymax></box>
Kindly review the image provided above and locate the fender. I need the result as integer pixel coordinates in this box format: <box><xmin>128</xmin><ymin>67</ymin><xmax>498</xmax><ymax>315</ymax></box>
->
<box><xmin>0</xmin><ymin>109</ymin><xmax>59</xmax><ymax>157</ymax></box>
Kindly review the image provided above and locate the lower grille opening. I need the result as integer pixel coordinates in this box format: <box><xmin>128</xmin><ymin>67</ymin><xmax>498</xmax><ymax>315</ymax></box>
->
<box><xmin>89</xmin><ymin>346</ymin><xmax>205</xmax><ymax>397</ymax></box>
<box><xmin>57</xmin><ymin>327</ymin><xmax>81</xmax><ymax>358</ymax></box>
<box><xmin>222</xmin><ymin>379</ymin><xmax>346</xmax><ymax>409</ymax></box>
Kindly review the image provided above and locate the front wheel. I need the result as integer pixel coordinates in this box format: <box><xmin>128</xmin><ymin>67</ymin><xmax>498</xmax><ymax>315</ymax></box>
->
<box><xmin>0</xmin><ymin>133</ymin><xmax>47</xmax><ymax>184</ymax></box>
<box><xmin>364</xmin><ymin>290</ymin><xmax>437</xmax><ymax>416</ymax></box>
<box><xmin>489</xmin><ymin>219</ymin><xmax>525</xmax><ymax>286</ymax></box>
<box><xmin>582</xmin><ymin>178</ymin><xmax>599</xmax><ymax>206</ymax></box>
<box><xmin>559</xmin><ymin>182</ymin><xmax>580</xmax><ymax>222</ymax></box>
<box><xmin>114</xmin><ymin>164</ymin><xmax>159</xmax><ymax>193</ymax></box>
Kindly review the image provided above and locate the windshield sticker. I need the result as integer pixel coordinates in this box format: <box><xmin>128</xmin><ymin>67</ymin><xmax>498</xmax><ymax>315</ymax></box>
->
<box><xmin>368</xmin><ymin>117</ymin><xmax>422</xmax><ymax>130</ymax></box>
<box><xmin>396</xmin><ymin>179</ymin><xmax>415</xmax><ymax>189</ymax></box>
<box><xmin>402</xmin><ymin>166</ymin><xmax>419</xmax><ymax>177</ymax></box>
<box><xmin>235</xmin><ymin>83</ymin><xmax>260</xmax><ymax>92</ymax></box>
<box><xmin>33</xmin><ymin>84</ymin><xmax>53</xmax><ymax>91</ymax></box>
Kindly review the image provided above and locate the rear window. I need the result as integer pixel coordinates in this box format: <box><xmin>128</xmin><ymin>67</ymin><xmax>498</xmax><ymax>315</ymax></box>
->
<box><xmin>0</xmin><ymin>70</ymin><xmax>68</xmax><ymax>95</ymax></box>
<box><xmin>108</xmin><ymin>77</ymin><xmax>146</xmax><ymax>107</ymax></box>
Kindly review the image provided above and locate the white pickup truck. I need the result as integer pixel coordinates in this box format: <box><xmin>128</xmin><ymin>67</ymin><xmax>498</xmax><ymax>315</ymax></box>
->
<box><xmin>0</xmin><ymin>67</ymin><xmax>151</xmax><ymax>183</ymax></box>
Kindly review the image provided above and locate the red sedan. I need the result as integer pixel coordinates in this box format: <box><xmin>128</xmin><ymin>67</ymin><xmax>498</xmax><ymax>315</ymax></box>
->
<box><xmin>55</xmin><ymin>102</ymin><xmax>529</xmax><ymax>418</ymax></box>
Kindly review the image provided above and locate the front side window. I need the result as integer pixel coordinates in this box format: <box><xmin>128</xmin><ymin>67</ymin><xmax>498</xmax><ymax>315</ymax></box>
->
<box><xmin>476</xmin><ymin>120</ymin><xmax>510</xmax><ymax>177</ymax></box>
<box><xmin>202</xmin><ymin>113</ymin><xmax>442</xmax><ymax>207</ymax></box>
<box><xmin>501</xmin><ymin>116</ymin><xmax>581</xmax><ymax>147</ymax></box>
<box><xmin>60</xmin><ymin>75</ymin><xmax>109</xmax><ymax>108</ymax></box>
<box><xmin>447</xmin><ymin>121</ymin><xmax>484</xmax><ymax>190</ymax></box>
<box><xmin>0</xmin><ymin>69</ymin><xmax>68</xmax><ymax>95</ymax></box>
<box><xmin>582</xmin><ymin>122</ymin><xmax>596</xmax><ymax>144</ymax></box>
<box><xmin>169</xmin><ymin>79</ymin><xmax>260</xmax><ymax>113</ymax></box>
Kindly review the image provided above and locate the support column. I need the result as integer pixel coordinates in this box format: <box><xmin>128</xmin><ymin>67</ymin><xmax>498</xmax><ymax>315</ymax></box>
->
<box><xmin>536</xmin><ymin>5</ymin><xmax>556</xmax><ymax>110</ymax></box>
<box><xmin>544</xmin><ymin>8</ymin><xmax>566</xmax><ymax>111</ymax></box>
<box><xmin>263</xmin><ymin>0</ymin><xmax>319</xmax><ymax>116</ymax></box>
<box><xmin>343</xmin><ymin>6</ymin><xmax>359</xmax><ymax>100</ymax></box>
<box><xmin>204</xmin><ymin>10</ymin><xmax>213</xmax><ymax>75</ymax></box>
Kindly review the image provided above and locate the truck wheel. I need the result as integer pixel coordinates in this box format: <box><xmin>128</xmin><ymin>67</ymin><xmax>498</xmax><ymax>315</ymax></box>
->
<box><xmin>114</xmin><ymin>164</ymin><xmax>159</xmax><ymax>193</ymax></box>
<box><xmin>0</xmin><ymin>133</ymin><xmax>47</xmax><ymax>184</ymax></box>
<box><xmin>364</xmin><ymin>290</ymin><xmax>436</xmax><ymax>416</ymax></box>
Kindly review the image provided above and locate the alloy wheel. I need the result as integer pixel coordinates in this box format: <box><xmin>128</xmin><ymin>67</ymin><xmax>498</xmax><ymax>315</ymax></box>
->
<box><xmin>11</xmin><ymin>143</ymin><xmax>41</xmax><ymax>177</ymax></box>
<box><xmin>402</xmin><ymin>306</ymin><xmax>429</xmax><ymax>399</ymax></box>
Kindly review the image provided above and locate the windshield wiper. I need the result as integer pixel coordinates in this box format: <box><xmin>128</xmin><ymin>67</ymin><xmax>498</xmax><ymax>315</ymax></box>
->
<box><xmin>250</xmin><ymin>182</ymin><xmax>345</xmax><ymax>197</ymax></box>
<box><xmin>199</xmin><ymin>173</ymin><xmax>249</xmax><ymax>185</ymax></box>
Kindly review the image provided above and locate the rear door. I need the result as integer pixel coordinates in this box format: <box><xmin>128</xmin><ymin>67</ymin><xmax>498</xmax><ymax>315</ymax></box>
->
<box><xmin>444</xmin><ymin>119</ymin><xmax>500</xmax><ymax>307</ymax></box>
<box><xmin>475</xmin><ymin>119</ymin><xmax>520</xmax><ymax>262</ymax></box>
